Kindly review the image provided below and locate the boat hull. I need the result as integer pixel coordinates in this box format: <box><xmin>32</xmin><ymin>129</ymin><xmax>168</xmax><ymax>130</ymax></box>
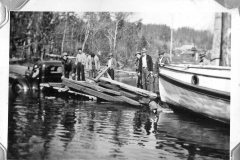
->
<box><xmin>158</xmin><ymin>65</ymin><xmax>230</xmax><ymax>123</ymax></box>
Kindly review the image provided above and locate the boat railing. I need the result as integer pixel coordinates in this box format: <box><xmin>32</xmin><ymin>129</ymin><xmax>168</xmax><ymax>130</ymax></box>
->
<box><xmin>168</xmin><ymin>63</ymin><xmax>231</xmax><ymax>70</ymax></box>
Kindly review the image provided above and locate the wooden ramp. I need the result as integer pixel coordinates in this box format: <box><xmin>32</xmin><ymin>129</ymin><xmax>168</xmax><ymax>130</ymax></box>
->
<box><xmin>61</xmin><ymin>74</ymin><xmax>158</xmax><ymax>106</ymax></box>
<box><xmin>62</xmin><ymin>78</ymin><xmax>141</xmax><ymax>106</ymax></box>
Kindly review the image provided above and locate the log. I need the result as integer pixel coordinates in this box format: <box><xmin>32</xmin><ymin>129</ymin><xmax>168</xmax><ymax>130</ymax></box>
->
<box><xmin>115</xmin><ymin>70</ymin><xmax>136</xmax><ymax>75</ymax></box>
<box><xmin>94</xmin><ymin>66</ymin><xmax>110</xmax><ymax>81</ymax></box>
<box><xmin>66</xmin><ymin>79</ymin><xmax>121</xmax><ymax>96</ymax></box>
<box><xmin>98</xmin><ymin>82</ymin><xmax>138</xmax><ymax>99</ymax></box>
<box><xmin>67</xmin><ymin>90</ymin><xmax>96</xmax><ymax>100</ymax></box>
<box><xmin>48</xmin><ymin>82</ymin><xmax>62</xmax><ymax>88</ymax></box>
<box><xmin>98</xmin><ymin>82</ymin><xmax>121</xmax><ymax>91</ymax></box>
<box><xmin>99</xmin><ymin>77</ymin><xmax>157</xmax><ymax>99</ymax></box>
<box><xmin>114</xmin><ymin>96</ymin><xmax>140</xmax><ymax>106</ymax></box>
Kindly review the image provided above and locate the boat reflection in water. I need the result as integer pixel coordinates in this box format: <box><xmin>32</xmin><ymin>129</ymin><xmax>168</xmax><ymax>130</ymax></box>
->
<box><xmin>8</xmin><ymin>86</ymin><xmax>229</xmax><ymax>160</ymax></box>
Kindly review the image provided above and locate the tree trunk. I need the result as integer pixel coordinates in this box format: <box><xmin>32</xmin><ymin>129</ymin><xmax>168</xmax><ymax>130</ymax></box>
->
<box><xmin>113</xmin><ymin>21</ymin><xmax>119</xmax><ymax>54</ymax></box>
<box><xmin>21</xmin><ymin>41</ymin><xmax>26</xmax><ymax>58</ymax></box>
<box><xmin>36</xmin><ymin>12</ymin><xmax>43</xmax><ymax>60</ymax></box>
<box><xmin>61</xmin><ymin>15</ymin><xmax>68</xmax><ymax>54</ymax></box>
<box><xmin>82</xmin><ymin>20</ymin><xmax>90</xmax><ymax>51</ymax></box>
<box><xmin>71</xmin><ymin>24</ymin><xmax>74</xmax><ymax>54</ymax></box>
<box><xmin>105</xmin><ymin>34</ymin><xmax>113</xmax><ymax>51</ymax></box>
<box><xmin>41</xmin><ymin>45</ymin><xmax>45</xmax><ymax>60</ymax></box>
<box><xmin>26</xmin><ymin>31</ymin><xmax>32</xmax><ymax>61</ymax></box>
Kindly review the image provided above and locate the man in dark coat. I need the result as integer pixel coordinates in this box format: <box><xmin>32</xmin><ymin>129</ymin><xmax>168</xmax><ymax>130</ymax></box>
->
<box><xmin>138</xmin><ymin>48</ymin><xmax>153</xmax><ymax>91</ymax></box>
<box><xmin>61</xmin><ymin>52</ymin><xmax>76</xmax><ymax>79</ymax></box>
<box><xmin>135</xmin><ymin>51</ymin><xmax>142</xmax><ymax>88</ymax></box>
<box><xmin>107</xmin><ymin>52</ymin><xmax>117</xmax><ymax>80</ymax></box>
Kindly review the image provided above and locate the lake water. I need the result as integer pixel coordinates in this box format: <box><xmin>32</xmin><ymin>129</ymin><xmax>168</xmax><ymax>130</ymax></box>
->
<box><xmin>8</xmin><ymin>77</ymin><xmax>230</xmax><ymax>160</ymax></box>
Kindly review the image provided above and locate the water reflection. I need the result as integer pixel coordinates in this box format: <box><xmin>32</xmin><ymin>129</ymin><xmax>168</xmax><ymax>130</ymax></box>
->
<box><xmin>8</xmin><ymin>88</ymin><xmax>229</xmax><ymax>160</ymax></box>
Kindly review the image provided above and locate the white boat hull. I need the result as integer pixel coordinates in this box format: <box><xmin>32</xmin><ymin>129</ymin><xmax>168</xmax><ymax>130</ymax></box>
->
<box><xmin>158</xmin><ymin>64</ymin><xmax>230</xmax><ymax>123</ymax></box>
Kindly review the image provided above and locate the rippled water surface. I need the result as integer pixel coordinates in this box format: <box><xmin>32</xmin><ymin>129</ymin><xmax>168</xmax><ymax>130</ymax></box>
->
<box><xmin>8</xmin><ymin>78</ymin><xmax>230</xmax><ymax>160</ymax></box>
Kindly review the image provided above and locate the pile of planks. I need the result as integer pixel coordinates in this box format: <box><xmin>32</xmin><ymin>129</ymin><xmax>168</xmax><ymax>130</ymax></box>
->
<box><xmin>62</xmin><ymin>76</ymin><xmax>158</xmax><ymax>107</ymax></box>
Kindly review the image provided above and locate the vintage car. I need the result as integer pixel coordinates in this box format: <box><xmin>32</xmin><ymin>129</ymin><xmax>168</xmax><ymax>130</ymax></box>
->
<box><xmin>9</xmin><ymin>60</ymin><xmax>62</xmax><ymax>92</ymax></box>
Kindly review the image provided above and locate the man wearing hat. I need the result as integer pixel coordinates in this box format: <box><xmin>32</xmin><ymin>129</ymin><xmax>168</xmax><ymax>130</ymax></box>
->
<box><xmin>62</xmin><ymin>52</ymin><xmax>76</xmax><ymax>79</ymax></box>
<box><xmin>154</xmin><ymin>50</ymin><xmax>170</xmax><ymax>77</ymax></box>
<box><xmin>138</xmin><ymin>48</ymin><xmax>153</xmax><ymax>91</ymax></box>
<box><xmin>76</xmin><ymin>47</ymin><xmax>87</xmax><ymax>81</ymax></box>
<box><xmin>107</xmin><ymin>52</ymin><xmax>117</xmax><ymax>80</ymax></box>
<box><xmin>31</xmin><ymin>64</ymin><xmax>40</xmax><ymax>79</ymax></box>
<box><xmin>135</xmin><ymin>51</ymin><xmax>142</xmax><ymax>88</ymax></box>
<box><xmin>87</xmin><ymin>52</ymin><xmax>101</xmax><ymax>78</ymax></box>
<box><xmin>199</xmin><ymin>51</ymin><xmax>210</xmax><ymax>65</ymax></box>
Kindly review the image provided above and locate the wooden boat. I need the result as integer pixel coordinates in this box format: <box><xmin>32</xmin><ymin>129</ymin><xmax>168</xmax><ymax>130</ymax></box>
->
<box><xmin>158</xmin><ymin>64</ymin><xmax>230</xmax><ymax>123</ymax></box>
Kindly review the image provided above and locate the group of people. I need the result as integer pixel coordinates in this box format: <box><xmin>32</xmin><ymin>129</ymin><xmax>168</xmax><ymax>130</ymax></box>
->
<box><xmin>62</xmin><ymin>47</ymin><xmax>101</xmax><ymax>81</ymax></box>
<box><xmin>61</xmin><ymin>48</ymin><xmax>117</xmax><ymax>81</ymax></box>
<box><xmin>135</xmin><ymin>48</ymin><xmax>170</xmax><ymax>92</ymax></box>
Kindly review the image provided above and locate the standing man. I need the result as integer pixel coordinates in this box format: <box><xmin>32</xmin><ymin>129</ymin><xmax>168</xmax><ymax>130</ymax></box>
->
<box><xmin>76</xmin><ymin>47</ymin><xmax>87</xmax><ymax>81</ymax></box>
<box><xmin>153</xmin><ymin>51</ymin><xmax>170</xmax><ymax>92</ymax></box>
<box><xmin>107</xmin><ymin>52</ymin><xmax>117</xmax><ymax>80</ymax></box>
<box><xmin>61</xmin><ymin>52</ymin><xmax>75</xmax><ymax>79</ymax></box>
<box><xmin>153</xmin><ymin>51</ymin><xmax>170</xmax><ymax>77</ymax></box>
<box><xmin>199</xmin><ymin>52</ymin><xmax>210</xmax><ymax>65</ymax></box>
<box><xmin>88</xmin><ymin>53</ymin><xmax>100</xmax><ymax>78</ymax></box>
<box><xmin>138</xmin><ymin>48</ymin><xmax>153</xmax><ymax>91</ymax></box>
<box><xmin>31</xmin><ymin>64</ymin><xmax>40</xmax><ymax>79</ymax></box>
<box><xmin>135</xmin><ymin>51</ymin><xmax>142</xmax><ymax>88</ymax></box>
<box><xmin>86</xmin><ymin>52</ymin><xmax>91</xmax><ymax>77</ymax></box>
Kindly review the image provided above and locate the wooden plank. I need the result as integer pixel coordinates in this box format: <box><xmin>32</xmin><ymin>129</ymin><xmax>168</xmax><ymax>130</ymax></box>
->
<box><xmin>66</xmin><ymin>79</ymin><xmax>121</xmax><ymax>96</ymax></box>
<box><xmin>40</xmin><ymin>83</ymin><xmax>50</xmax><ymax>88</ymax></box>
<box><xmin>139</xmin><ymin>97</ymin><xmax>151</xmax><ymax>104</ymax></box>
<box><xmin>99</xmin><ymin>77</ymin><xmax>157</xmax><ymax>98</ymax></box>
<box><xmin>63</xmin><ymin>78</ymin><xmax>141</xmax><ymax>106</ymax></box>
<box><xmin>68</xmin><ymin>90</ymin><xmax>97</xmax><ymax>100</ymax></box>
<box><xmin>119</xmin><ymin>90</ymin><xmax>139</xmax><ymax>99</ymax></box>
<box><xmin>48</xmin><ymin>82</ymin><xmax>62</xmax><ymax>88</ymax></box>
<box><xmin>115</xmin><ymin>70</ymin><xmax>136</xmax><ymax>74</ymax></box>
<box><xmin>62</xmin><ymin>78</ymin><xmax>122</xmax><ymax>102</ymax></box>
<box><xmin>84</xmin><ymin>81</ymin><xmax>121</xmax><ymax>95</ymax></box>
<box><xmin>94</xmin><ymin>66</ymin><xmax>110</xmax><ymax>81</ymax></box>
<box><xmin>114</xmin><ymin>96</ymin><xmax>140</xmax><ymax>106</ymax></box>
<box><xmin>98</xmin><ymin>82</ymin><xmax>138</xmax><ymax>99</ymax></box>
<box><xmin>98</xmin><ymin>82</ymin><xmax>121</xmax><ymax>91</ymax></box>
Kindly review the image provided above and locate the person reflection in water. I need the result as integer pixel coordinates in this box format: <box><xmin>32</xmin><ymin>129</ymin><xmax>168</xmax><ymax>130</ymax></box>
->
<box><xmin>144</xmin><ymin>113</ymin><xmax>159</xmax><ymax>135</ymax></box>
<box><xmin>60</xmin><ymin>108</ymin><xmax>76</xmax><ymax>149</ymax></box>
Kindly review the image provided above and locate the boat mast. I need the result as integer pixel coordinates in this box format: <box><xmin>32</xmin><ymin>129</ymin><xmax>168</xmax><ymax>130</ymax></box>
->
<box><xmin>211</xmin><ymin>12</ymin><xmax>231</xmax><ymax>66</ymax></box>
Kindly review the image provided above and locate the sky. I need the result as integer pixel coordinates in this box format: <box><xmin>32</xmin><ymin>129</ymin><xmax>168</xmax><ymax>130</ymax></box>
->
<box><xmin>129</xmin><ymin>12</ymin><xmax>216</xmax><ymax>32</ymax></box>
<box><xmin>76</xmin><ymin>12</ymin><xmax>217</xmax><ymax>32</ymax></box>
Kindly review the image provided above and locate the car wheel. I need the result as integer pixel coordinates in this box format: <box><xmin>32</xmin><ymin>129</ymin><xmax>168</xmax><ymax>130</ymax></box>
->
<box><xmin>12</xmin><ymin>83</ymin><xmax>23</xmax><ymax>93</ymax></box>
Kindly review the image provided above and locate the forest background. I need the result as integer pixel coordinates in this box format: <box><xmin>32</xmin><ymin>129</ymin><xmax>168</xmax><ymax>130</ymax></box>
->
<box><xmin>9</xmin><ymin>12</ymin><xmax>213</xmax><ymax>68</ymax></box>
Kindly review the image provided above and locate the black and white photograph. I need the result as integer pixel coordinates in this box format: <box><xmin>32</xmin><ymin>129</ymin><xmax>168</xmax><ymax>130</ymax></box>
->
<box><xmin>1</xmin><ymin>0</ymin><xmax>240</xmax><ymax>160</ymax></box>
